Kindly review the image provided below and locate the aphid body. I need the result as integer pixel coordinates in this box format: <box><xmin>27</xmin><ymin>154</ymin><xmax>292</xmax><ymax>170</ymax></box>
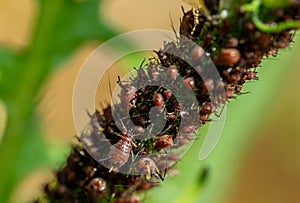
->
<box><xmin>87</xmin><ymin>177</ymin><xmax>107</xmax><ymax>196</ymax></box>
<box><xmin>136</xmin><ymin>157</ymin><xmax>164</xmax><ymax>181</ymax></box>
<box><xmin>108</xmin><ymin>132</ymin><xmax>133</xmax><ymax>172</ymax></box>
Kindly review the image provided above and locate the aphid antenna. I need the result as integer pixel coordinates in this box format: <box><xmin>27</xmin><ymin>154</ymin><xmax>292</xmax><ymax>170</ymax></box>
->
<box><xmin>98</xmin><ymin>156</ymin><xmax>111</xmax><ymax>163</ymax></box>
<box><xmin>85</xmin><ymin>108</ymin><xmax>93</xmax><ymax>118</ymax></box>
<box><xmin>237</xmin><ymin>91</ymin><xmax>250</xmax><ymax>95</ymax></box>
<box><xmin>290</xmin><ymin>30</ymin><xmax>297</xmax><ymax>42</ymax></box>
<box><xmin>109</xmin><ymin>166</ymin><xmax>114</xmax><ymax>173</ymax></box>
<box><xmin>107</xmin><ymin>71</ymin><xmax>118</xmax><ymax>108</ymax></box>
<box><xmin>214</xmin><ymin>102</ymin><xmax>226</xmax><ymax>117</ymax></box>
<box><xmin>169</xmin><ymin>13</ymin><xmax>180</xmax><ymax>41</ymax></box>
<box><xmin>181</xmin><ymin>5</ymin><xmax>186</xmax><ymax>14</ymax></box>
<box><xmin>139</xmin><ymin>58</ymin><xmax>146</xmax><ymax>68</ymax></box>
<box><xmin>117</xmin><ymin>76</ymin><xmax>128</xmax><ymax>88</ymax></box>
<box><xmin>152</xmin><ymin>126</ymin><xmax>172</xmax><ymax>140</ymax></box>
<box><xmin>152</xmin><ymin>170</ymin><xmax>164</xmax><ymax>182</ymax></box>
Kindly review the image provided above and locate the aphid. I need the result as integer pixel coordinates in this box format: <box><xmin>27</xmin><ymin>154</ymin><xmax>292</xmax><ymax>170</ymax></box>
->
<box><xmin>87</xmin><ymin>177</ymin><xmax>107</xmax><ymax>196</ymax></box>
<box><xmin>203</xmin><ymin>33</ymin><xmax>214</xmax><ymax>49</ymax></box>
<box><xmin>214</xmin><ymin>48</ymin><xmax>241</xmax><ymax>66</ymax></box>
<box><xmin>227</xmin><ymin>71</ymin><xmax>242</xmax><ymax>83</ymax></box>
<box><xmin>199</xmin><ymin>78</ymin><xmax>215</xmax><ymax>94</ymax></box>
<box><xmin>276</xmin><ymin>31</ymin><xmax>292</xmax><ymax>48</ymax></box>
<box><xmin>180</xmin><ymin>5</ymin><xmax>206</xmax><ymax>38</ymax></box>
<box><xmin>168</xmin><ymin>65</ymin><xmax>179</xmax><ymax>80</ymax></box>
<box><xmin>153</xmin><ymin>93</ymin><xmax>164</xmax><ymax>107</ymax></box>
<box><xmin>118</xmin><ymin>76</ymin><xmax>138</xmax><ymax>110</ymax></box>
<box><xmin>133</xmin><ymin>59</ymin><xmax>149</xmax><ymax>85</ymax></box>
<box><xmin>107</xmin><ymin>132</ymin><xmax>133</xmax><ymax>172</ymax></box>
<box><xmin>147</xmin><ymin>65</ymin><xmax>160</xmax><ymax>81</ymax></box>
<box><xmin>85</xmin><ymin>165</ymin><xmax>97</xmax><ymax>179</ymax></box>
<box><xmin>245</xmin><ymin>22</ymin><xmax>255</xmax><ymax>32</ymax></box>
<box><xmin>191</xmin><ymin>45</ymin><xmax>205</xmax><ymax>60</ymax></box>
<box><xmin>163</xmin><ymin>89</ymin><xmax>172</xmax><ymax>101</ymax></box>
<box><xmin>153</xmin><ymin>134</ymin><xmax>174</xmax><ymax>151</ymax></box>
<box><xmin>200</xmin><ymin>113</ymin><xmax>210</xmax><ymax>124</ymax></box>
<box><xmin>183</xmin><ymin>77</ymin><xmax>195</xmax><ymax>89</ymax></box>
<box><xmin>200</xmin><ymin>102</ymin><xmax>215</xmax><ymax>115</ymax></box>
<box><xmin>225</xmin><ymin>37</ymin><xmax>239</xmax><ymax>48</ymax></box>
<box><xmin>136</xmin><ymin>157</ymin><xmax>164</xmax><ymax>182</ymax></box>
<box><xmin>86</xmin><ymin>110</ymin><xmax>103</xmax><ymax>131</ymax></box>
<box><xmin>245</xmin><ymin>71</ymin><xmax>258</xmax><ymax>80</ymax></box>
<box><xmin>225</xmin><ymin>83</ymin><xmax>236</xmax><ymax>99</ymax></box>
<box><xmin>115</xmin><ymin>195</ymin><xmax>140</xmax><ymax>203</ymax></box>
<box><xmin>80</xmin><ymin>110</ymin><xmax>104</xmax><ymax>146</ymax></box>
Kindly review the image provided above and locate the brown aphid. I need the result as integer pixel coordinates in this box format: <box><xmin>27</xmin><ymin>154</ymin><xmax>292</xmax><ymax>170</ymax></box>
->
<box><xmin>87</xmin><ymin>110</ymin><xmax>103</xmax><ymax>131</ymax></box>
<box><xmin>180</xmin><ymin>8</ymin><xmax>194</xmax><ymax>37</ymax></box>
<box><xmin>136</xmin><ymin>67</ymin><xmax>148</xmax><ymax>82</ymax></box>
<box><xmin>154</xmin><ymin>134</ymin><xmax>173</xmax><ymax>151</ymax></box>
<box><xmin>136</xmin><ymin>158</ymin><xmax>164</xmax><ymax>181</ymax></box>
<box><xmin>200</xmin><ymin>78</ymin><xmax>215</xmax><ymax>94</ymax></box>
<box><xmin>167</xmin><ymin>153</ymin><xmax>180</xmax><ymax>162</ymax></box>
<box><xmin>225</xmin><ymin>84</ymin><xmax>236</xmax><ymax>99</ymax></box>
<box><xmin>137</xmin><ymin>117</ymin><xmax>147</xmax><ymax>126</ymax></box>
<box><xmin>203</xmin><ymin>33</ymin><xmax>214</xmax><ymax>49</ymax></box>
<box><xmin>191</xmin><ymin>45</ymin><xmax>205</xmax><ymax>60</ymax></box>
<box><xmin>85</xmin><ymin>165</ymin><xmax>97</xmax><ymax>179</ymax></box>
<box><xmin>245</xmin><ymin>71</ymin><xmax>257</xmax><ymax>80</ymax></box>
<box><xmin>227</xmin><ymin>72</ymin><xmax>242</xmax><ymax>83</ymax></box>
<box><xmin>87</xmin><ymin>178</ymin><xmax>107</xmax><ymax>196</ymax></box>
<box><xmin>120</xmin><ymin>84</ymin><xmax>138</xmax><ymax>109</ymax></box>
<box><xmin>136</xmin><ymin>181</ymin><xmax>152</xmax><ymax>191</ymax></box>
<box><xmin>168</xmin><ymin>65</ymin><xmax>178</xmax><ymax>80</ymax></box>
<box><xmin>133</xmin><ymin>126</ymin><xmax>144</xmax><ymax>135</ymax></box>
<box><xmin>200</xmin><ymin>113</ymin><xmax>210</xmax><ymax>124</ymax></box>
<box><xmin>167</xmin><ymin>112</ymin><xmax>177</xmax><ymax>121</ymax></box>
<box><xmin>255</xmin><ymin>32</ymin><xmax>272</xmax><ymax>47</ymax></box>
<box><xmin>214</xmin><ymin>48</ymin><xmax>241</xmax><ymax>66</ymax></box>
<box><xmin>163</xmin><ymin>89</ymin><xmax>172</xmax><ymax>100</ymax></box>
<box><xmin>147</xmin><ymin>66</ymin><xmax>160</xmax><ymax>81</ymax></box>
<box><xmin>115</xmin><ymin>195</ymin><xmax>140</xmax><ymax>203</ymax></box>
<box><xmin>200</xmin><ymin>102</ymin><xmax>215</xmax><ymax>115</ymax></box>
<box><xmin>181</xmin><ymin>124</ymin><xmax>198</xmax><ymax>134</ymax></box>
<box><xmin>276</xmin><ymin>38</ymin><xmax>290</xmax><ymax>48</ymax></box>
<box><xmin>108</xmin><ymin>132</ymin><xmax>132</xmax><ymax>172</ymax></box>
<box><xmin>153</xmin><ymin>93</ymin><xmax>164</xmax><ymax>107</ymax></box>
<box><xmin>225</xmin><ymin>37</ymin><xmax>239</xmax><ymax>48</ymax></box>
<box><xmin>180</xmin><ymin>5</ymin><xmax>207</xmax><ymax>38</ymax></box>
<box><xmin>183</xmin><ymin>77</ymin><xmax>195</xmax><ymax>89</ymax></box>
<box><xmin>245</xmin><ymin>22</ymin><xmax>255</xmax><ymax>32</ymax></box>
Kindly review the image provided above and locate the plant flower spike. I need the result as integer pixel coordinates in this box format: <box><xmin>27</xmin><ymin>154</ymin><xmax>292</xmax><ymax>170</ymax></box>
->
<box><xmin>34</xmin><ymin>0</ymin><xmax>300</xmax><ymax>202</ymax></box>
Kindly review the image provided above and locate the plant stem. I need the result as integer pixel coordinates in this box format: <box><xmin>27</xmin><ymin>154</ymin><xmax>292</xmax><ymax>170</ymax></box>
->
<box><xmin>0</xmin><ymin>1</ymin><xmax>64</xmax><ymax>201</ymax></box>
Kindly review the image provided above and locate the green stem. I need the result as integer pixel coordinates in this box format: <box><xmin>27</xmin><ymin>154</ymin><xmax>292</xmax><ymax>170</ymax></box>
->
<box><xmin>0</xmin><ymin>0</ymin><xmax>63</xmax><ymax>201</ymax></box>
<box><xmin>242</xmin><ymin>0</ymin><xmax>300</xmax><ymax>32</ymax></box>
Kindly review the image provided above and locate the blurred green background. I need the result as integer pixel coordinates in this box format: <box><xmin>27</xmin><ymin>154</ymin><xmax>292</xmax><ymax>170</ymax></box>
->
<box><xmin>0</xmin><ymin>0</ymin><xmax>300</xmax><ymax>203</ymax></box>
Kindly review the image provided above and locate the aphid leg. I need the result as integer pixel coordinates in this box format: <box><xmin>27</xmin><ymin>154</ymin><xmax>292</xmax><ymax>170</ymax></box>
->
<box><xmin>169</xmin><ymin>13</ymin><xmax>179</xmax><ymax>40</ymax></box>
<box><xmin>214</xmin><ymin>102</ymin><xmax>225</xmax><ymax>118</ymax></box>
<box><xmin>98</xmin><ymin>157</ymin><xmax>111</xmax><ymax>162</ymax></box>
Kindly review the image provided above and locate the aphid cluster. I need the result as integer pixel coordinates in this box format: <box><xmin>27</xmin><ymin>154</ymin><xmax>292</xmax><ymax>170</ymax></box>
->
<box><xmin>36</xmin><ymin>1</ymin><xmax>300</xmax><ymax>202</ymax></box>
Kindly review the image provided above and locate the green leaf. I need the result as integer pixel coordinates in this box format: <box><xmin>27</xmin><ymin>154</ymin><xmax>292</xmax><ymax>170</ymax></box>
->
<box><xmin>0</xmin><ymin>0</ymin><xmax>123</xmax><ymax>202</ymax></box>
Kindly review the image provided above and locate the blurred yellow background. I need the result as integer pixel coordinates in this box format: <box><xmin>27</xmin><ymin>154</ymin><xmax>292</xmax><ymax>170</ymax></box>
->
<box><xmin>1</xmin><ymin>0</ymin><xmax>300</xmax><ymax>203</ymax></box>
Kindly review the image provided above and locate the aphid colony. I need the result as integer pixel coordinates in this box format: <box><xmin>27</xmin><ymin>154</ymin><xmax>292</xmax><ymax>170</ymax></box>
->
<box><xmin>36</xmin><ymin>1</ymin><xmax>300</xmax><ymax>202</ymax></box>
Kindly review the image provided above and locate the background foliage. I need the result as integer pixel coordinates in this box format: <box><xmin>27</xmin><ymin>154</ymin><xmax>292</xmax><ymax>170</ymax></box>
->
<box><xmin>0</xmin><ymin>0</ymin><xmax>299</xmax><ymax>203</ymax></box>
